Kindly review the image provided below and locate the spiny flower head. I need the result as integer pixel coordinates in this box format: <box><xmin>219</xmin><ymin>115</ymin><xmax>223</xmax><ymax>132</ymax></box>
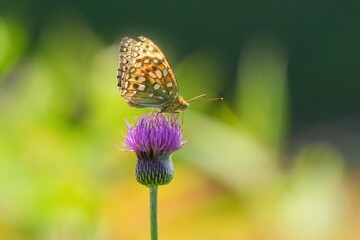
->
<box><xmin>125</xmin><ymin>113</ymin><xmax>185</xmax><ymax>159</ymax></box>
<box><xmin>124</xmin><ymin>113</ymin><xmax>185</xmax><ymax>186</ymax></box>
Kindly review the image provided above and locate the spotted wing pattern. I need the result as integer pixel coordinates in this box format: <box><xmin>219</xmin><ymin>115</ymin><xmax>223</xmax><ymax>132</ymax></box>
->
<box><xmin>117</xmin><ymin>36</ymin><xmax>182</xmax><ymax>111</ymax></box>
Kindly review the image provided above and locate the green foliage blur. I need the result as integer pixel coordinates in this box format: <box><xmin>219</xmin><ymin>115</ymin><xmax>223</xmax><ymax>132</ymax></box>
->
<box><xmin>0</xmin><ymin>3</ymin><xmax>359</xmax><ymax>239</ymax></box>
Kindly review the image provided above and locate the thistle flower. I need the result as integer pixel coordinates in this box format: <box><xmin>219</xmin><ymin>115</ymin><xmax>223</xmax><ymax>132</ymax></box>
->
<box><xmin>124</xmin><ymin>113</ymin><xmax>185</xmax><ymax>186</ymax></box>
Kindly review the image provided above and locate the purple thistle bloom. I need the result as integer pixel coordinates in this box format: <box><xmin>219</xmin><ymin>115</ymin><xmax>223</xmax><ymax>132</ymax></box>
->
<box><xmin>124</xmin><ymin>113</ymin><xmax>185</xmax><ymax>186</ymax></box>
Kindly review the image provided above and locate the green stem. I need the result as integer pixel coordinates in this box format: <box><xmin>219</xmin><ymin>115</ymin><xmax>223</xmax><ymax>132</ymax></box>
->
<box><xmin>149</xmin><ymin>185</ymin><xmax>158</xmax><ymax>240</ymax></box>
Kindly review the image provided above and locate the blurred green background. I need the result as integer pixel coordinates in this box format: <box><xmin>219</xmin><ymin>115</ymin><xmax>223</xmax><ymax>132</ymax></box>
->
<box><xmin>0</xmin><ymin>1</ymin><xmax>359</xmax><ymax>240</ymax></box>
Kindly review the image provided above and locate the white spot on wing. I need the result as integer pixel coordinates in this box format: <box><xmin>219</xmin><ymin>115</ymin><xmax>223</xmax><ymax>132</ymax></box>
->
<box><xmin>149</xmin><ymin>72</ymin><xmax>157</xmax><ymax>79</ymax></box>
<box><xmin>137</xmin><ymin>77</ymin><xmax>146</xmax><ymax>83</ymax></box>
<box><xmin>163</xmin><ymin>69</ymin><xmax>168</xmax><ymax>77</ymax></box>
<box><xmin>153</xmin><ymin>84</ymin><xmax>160</xmax><ymax>90</ymax></box>
<box><xmin>155</xmin><ymin>70</ymin><xmax>162</xmax><ymax>79</ymax></box>
<box><xmin>138</xmin><ymin>85</ymin><xmax>146</xmax><ymax>91</ymax></box>
<box><xmin>166</xmin><ymin>82</ymin><xmax>173</xmax><ymax>88</ymax></box>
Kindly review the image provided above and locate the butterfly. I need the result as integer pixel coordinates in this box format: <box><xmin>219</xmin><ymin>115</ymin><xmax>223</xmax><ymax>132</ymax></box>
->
<box><xmin>117</xmin><ymin>36</ymin><xmax>221</xmax><ymax>112</ymax></box>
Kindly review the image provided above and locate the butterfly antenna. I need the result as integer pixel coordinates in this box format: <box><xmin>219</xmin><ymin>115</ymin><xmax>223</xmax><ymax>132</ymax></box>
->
<box><xmin>186</xmin><ymin>94</ymin><xmax>207</xmax><ymax>102</ymax></box>
<box><xmin>187</xmin><ymin>94</ymin><xmax>223</xmax><ymax>103</ymax></box>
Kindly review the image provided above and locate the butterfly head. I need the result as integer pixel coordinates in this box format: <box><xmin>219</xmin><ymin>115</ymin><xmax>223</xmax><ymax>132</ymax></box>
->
<box><xmin>177</xmin><ymin>96</ymin><xmax>189</xmax><ymax>111</ymax></box>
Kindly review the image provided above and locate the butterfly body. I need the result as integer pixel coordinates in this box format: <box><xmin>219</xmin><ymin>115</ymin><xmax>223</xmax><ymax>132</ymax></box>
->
<box><xmin>117</xmin><ymin>36</ymin><xmax>189</xmax><ymax>112</ymax></box>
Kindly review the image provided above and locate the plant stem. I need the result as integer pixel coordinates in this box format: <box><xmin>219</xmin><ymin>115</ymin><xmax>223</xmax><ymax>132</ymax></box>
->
<box><xmin>149</xmin><ymin>185</ymin><xmax>158</xmax><ymax>240</ymax></box>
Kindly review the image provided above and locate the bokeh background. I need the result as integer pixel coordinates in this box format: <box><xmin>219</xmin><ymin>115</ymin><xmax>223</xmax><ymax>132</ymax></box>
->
<box><xmin>1</xmin><ymin>1</ymin><xmax>359</xmax><ymax>239</ymax></box>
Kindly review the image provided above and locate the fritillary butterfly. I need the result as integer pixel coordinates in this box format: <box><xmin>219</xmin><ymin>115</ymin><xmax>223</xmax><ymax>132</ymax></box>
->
<box><xmin>117</xmin><ymin>36</ymin><xmax>191</xmax><ymax>112</ymax></box>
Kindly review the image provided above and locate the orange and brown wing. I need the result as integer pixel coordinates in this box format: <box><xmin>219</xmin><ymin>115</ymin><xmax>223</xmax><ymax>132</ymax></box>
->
<box><xmin>117</xmin><ymin>36</ymin><xmax>179</xmax><ymax>109</ymax></box>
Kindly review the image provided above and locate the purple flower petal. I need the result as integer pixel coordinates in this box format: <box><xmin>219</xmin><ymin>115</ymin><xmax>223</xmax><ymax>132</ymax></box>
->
<box><xmin>124</xmin><ymin>113</ymin><xmax>185</xmax><ymax>159</ymax></box>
